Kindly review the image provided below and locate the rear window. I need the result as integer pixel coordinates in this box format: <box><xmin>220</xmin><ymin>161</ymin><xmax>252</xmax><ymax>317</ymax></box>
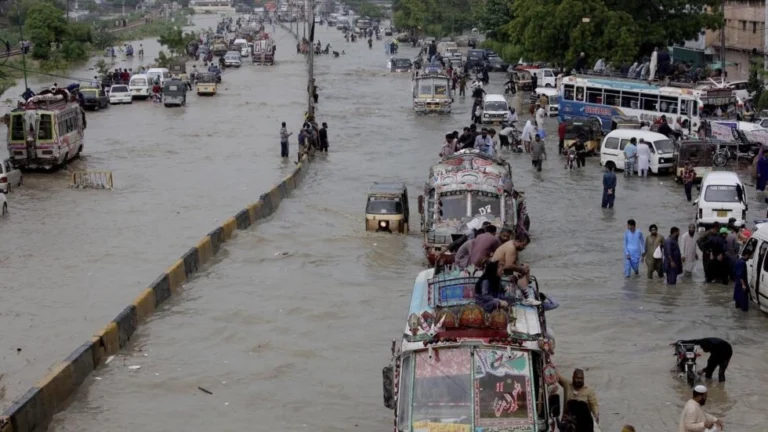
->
<box><xmin>112</xmin><ymin>85</ymin><xmax>128</xmax><ymax>92</ymax></box>
<box><xmin>367</xmin><ymin>198</ymin><xmax>402</xmax><ymax>214</ymax></box>
<box><xmin>131</xmin><ymin>78</ymin><xmax>147</xmax><ymax>86</ymax></box>
<box><xmin>704</xmin><ymin>185</ymin><xmax>742</xmax><ymax>203</ymax></box>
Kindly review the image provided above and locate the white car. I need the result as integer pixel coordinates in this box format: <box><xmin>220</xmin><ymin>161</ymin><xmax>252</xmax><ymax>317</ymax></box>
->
<box><xmin>224</xmin><ymin>51</ymin><xmax>242</xmax><ymax>67</ymax></box>
<box><xmin>0</xmin><ymin>189</ymin><xmax>7</xmax><ymax>216</ymax></box>
<box><xmin>109</xmin><ymin>85</ymin><xmax>132</xmax><ymax>104</ymax></box>
<box><xmin>0</xmin><ymin>158</ymin><xmax>22</xmax><ymax>193</ymax></box>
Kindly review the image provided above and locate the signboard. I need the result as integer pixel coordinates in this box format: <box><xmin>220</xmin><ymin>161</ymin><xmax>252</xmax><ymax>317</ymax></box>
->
<box><xmin>413</xmin><ymin>422</ymin><xmax>470</xmax><ymax>432</ymax></box>
<box><xmin>473</xmin><ymin>349</ymin><xmax>534</xmax><ymax>428</ymax></box>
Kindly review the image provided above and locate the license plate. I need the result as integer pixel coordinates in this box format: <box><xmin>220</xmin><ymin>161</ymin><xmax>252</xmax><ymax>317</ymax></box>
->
<box><xmin>686</xmin><ymin>352</ymin><xmax>695</xmax><ymax>358</ymax></box>
<box><xmin>717</xmin><ymin>210</ymin><xmax>728</xmax><ymax>217</ymax></box>
<box><xmin>134</xmin><ymin>90</ymin><xmax>141</xmax><ymax>93</ymax></box>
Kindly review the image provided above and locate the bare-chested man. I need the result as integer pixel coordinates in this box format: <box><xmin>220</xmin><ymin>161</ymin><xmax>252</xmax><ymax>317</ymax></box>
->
<box><xmin>491</xmin><ymin>231</ymin><xmax>540</xmax><ymax>305</ymax></box>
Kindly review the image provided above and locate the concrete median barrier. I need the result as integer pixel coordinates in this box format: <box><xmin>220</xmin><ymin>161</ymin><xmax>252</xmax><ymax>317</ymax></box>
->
<box><xmin>0</xmin><ymin>155</ymin><xmax>311</xmax><ymax>432</ymax></box>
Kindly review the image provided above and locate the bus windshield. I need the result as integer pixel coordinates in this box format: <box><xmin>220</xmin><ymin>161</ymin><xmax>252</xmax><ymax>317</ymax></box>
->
<box><xmin>438</xmin><ymin>193</ymin><xmax>467</xmax><ymax>220</ymax></box>
<box><xmin>471</xmin><ymin>192</ymin><xmax>501</xmax><ymax>218</ymax></box>
<box><xmin>412</xmin><ymin>349</ymin><xmax>472</xmax><ymax>427</ymax></box>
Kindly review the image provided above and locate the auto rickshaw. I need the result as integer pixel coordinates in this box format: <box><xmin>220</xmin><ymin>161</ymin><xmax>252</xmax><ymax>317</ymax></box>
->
<box><xmin>508</xmin><ymin>69</ymin><xmax>532</xmax><ymax>92</ymax></box>
<box><xmin>162</xmin><ymin>79</ymin><xmax>187</xmax><ymax>107</ymax></box>
<box><xmin>169</xmin><ymin>60</ymin><xmax>190</xmax><ymax>89</ymax></box>
<box><xmin>610</xmin><ymin>115</ymin><xmax>641</xmax><ymax>131</ymax></box>
<box><xmin>563</xmin><ymin>116</ymin><xmax>603</xmax><ymax>155</ymax></box>
<box><xmin>195</xmin><ymin>72</ymin><xmax>217</xmax><ymax>96</ymax></box>
<box><xmin>675</xmin><ymin>140</ymin><xmax>718</xmax><ymax>183</ymax></box>
<box><xmin>365</xmin><ymin>182</ymin><xmax>409</xmax><ymax>233</ymax></box>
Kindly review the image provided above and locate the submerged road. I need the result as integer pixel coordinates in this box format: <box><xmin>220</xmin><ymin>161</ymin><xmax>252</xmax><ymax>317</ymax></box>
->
<box><xmin>45</xmin><ymin>23</ymin><xmax>768</xmax><ymax>432</ymax></box>
<box><xmin>0</xmin><ymin>15</ymin><xmax>307</xmax><ymax>408</ymax></box>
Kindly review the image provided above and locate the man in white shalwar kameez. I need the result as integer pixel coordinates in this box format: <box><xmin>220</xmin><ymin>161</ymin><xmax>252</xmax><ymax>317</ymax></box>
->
<box><xmin>636</xmin><ymin>139</ymin><xmax>651</xmax><ymax>177</ymax></box>
<box><xmin>678</xmin><ymin>385</ymin><xmax>722</xmax><ymax>432</ymax></box>
<box><xmin>649</xmin><ymin>48</ymin><xmax>658</xmax><ymax>81</ymax></box>
<box><xmin>680</xmin><ymin>223</ymin><xmax>698</xmax><ymax>276</ymax></box>
<box><xmin>521</xmin><ymin>120</ymin><xmax>535</xmax><ymax>154</ymax></box>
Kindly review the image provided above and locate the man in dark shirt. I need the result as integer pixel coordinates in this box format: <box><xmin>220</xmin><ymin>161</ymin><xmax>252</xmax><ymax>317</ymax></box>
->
<box><xmin>574</xmin><ymin>139</ymin><xmax>587</xmax><ymax>168</ymax></box>
<box><xmin>697</xmin><ymin>223</ymin><xmax>721</xmax><ymax>283</ymax></box>
<box><xmin>704</xmin><ymin>228</ymin><xmax>730</xmax><ymax>284</ymax></box>
<box><xmin>677</xmin><ymin>338</ymin><xmax>733</xmax><ymax>382</ymax></box>
<box><xmin>318</xmin><ymin>122</ymin><xmax>329</xmax><ymax>152</ymax></box>
<box><xmin>469</xmin><ymin>225</ymin><xmax>501</xmax><ymax>266</ymax></box>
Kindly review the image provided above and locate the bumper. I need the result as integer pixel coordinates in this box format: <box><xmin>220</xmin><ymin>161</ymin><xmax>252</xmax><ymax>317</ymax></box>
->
<box><xmin>130</xmin><ymin>88</ymin><xmax>150</xmax><ymax>98</ymax></box>
<box><xmin>109</xmin><ymin>97</ymin><xmax>132</xmax><ymax>104</ymax></box>
<box><xmin>653</xmin><ymin>163</ymin><xmax>675</xmax><ymax>174</ymax></box>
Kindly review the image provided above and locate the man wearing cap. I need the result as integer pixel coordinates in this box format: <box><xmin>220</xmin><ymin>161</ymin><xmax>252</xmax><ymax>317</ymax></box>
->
<box><xmin>678</xmin><ymin>385</ymin><xmax>723</xmax><ymax>432</ymax></box>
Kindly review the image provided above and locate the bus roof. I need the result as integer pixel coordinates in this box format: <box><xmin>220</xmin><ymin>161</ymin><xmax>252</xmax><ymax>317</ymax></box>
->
<box><xmin>563</xmin><ymin>75</ymin><xmax>704</xmax><ymax>97</ymax></box>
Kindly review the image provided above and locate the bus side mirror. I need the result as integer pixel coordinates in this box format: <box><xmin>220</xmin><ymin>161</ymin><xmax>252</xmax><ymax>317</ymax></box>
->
<box><xmin>418</xmin><ymin>195</ymin><xmax>424</xmax><ymax>214</ymax></box>
<box><xmin>382</xmin><ymin>365</ymin><xmax>395</xmax><ymax>410</ymax></box>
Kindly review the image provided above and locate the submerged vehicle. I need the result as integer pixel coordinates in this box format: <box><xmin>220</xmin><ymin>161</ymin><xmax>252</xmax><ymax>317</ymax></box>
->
<box><xmin>79</xmin><ymin>87</ymin><xmax>109</xmax><ymax>111</ymax></box>
<box><xmin>252</xmin><ymin>37</ymin><xmax>275</xmax><ymax>65</ymax></box>
<box><xmin>7</xmin><ymin>89</ymin><xmax>85</xmax><ymax>169</ymax></box>
<box><xmin>162</xmin><ymin>79</ymin><xmax>188</xmax><ymax>107</ymax></box>
<box><xmin>195</xmin><ymin>72</ymin><xmax>218</xmax><ymax>96</ymax></box>
<box><xmin>389</xmin><ymin>57</ymin><xmax>412</xmax><ymax>73</ymax></box>
<box><xmin>418</xmin><ymin>150</ymin><xmax>529</xmax><ymax>266</ymax></box>
<box><xmin>562</xmin><ymin>116</ymin><xmax>603</xmax><ymax>155</ymax></box>
<box><xmin>365</xmin><ymin>182</ymin><xmax>409</xmax><ymax>233</ymax></box>
<box><xmin>675</xmin><ymin>140</ymin><xmax>718</xmax><ymax>183</ymax></box>
<box><xmin>413</xmin><ymin>71</ymin><xmax>452</xmax><ymax>114</ymax></box>
<box><xmin>382</xmin><ymin>267</ymin><xmax>555</xmax><ymax>432</ymax></box>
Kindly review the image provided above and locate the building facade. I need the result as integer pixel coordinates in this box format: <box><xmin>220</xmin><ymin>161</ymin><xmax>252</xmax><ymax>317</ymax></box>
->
<box><xmin>715</xmin><ymin>0</ymin><xmax>765</xmax><ymax>80</ymax></box>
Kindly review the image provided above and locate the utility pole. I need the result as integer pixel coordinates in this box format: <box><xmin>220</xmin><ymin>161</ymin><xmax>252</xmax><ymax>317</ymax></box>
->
<box><xmin>66</xmin><ymin>0</ymin><xmax>70</xmax><ymax>21</ymax></box>
<box><xmin>122</xmin><ymin>0</ymin><xmax>125</xmax><ymax>16</ymax></box>
<box><xmin>18</xmin><ymin>21</ymin><xmax>28</xmax><ymax>90</ymax></box>
<box><xmin>764</xmin><ymin>0</ymin><xmax>768</xmax><ymax>72</ymax></box>
<box><xmin>720</xmin><ymin>0</ymin><xmax>726</xmax><ymax>83</ymax></box>
<box><xmin>307</xmin><ymin>0</ymin><xmax>315</xmax><ymax>117</ymax></box>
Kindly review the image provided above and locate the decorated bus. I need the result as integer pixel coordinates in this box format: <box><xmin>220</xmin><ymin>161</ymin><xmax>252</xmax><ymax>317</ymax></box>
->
<box><xmin>382</xmin><ymin>267</ymin><xmax>556</xmax><ymax>432</ymax></box>
<box><xmin>417</xmin><ymin>150</ymin><xmax>529</xmax><ymax>266</ymax></box>
<box><xmin>6</xmin><ymin>89</ymin><xmax>86</xmax><ymax>170</ymax></box>
<box><xmin>558</xmin><ymin>75</ymin><xmax>716</xmax><ymax>134</ymax></box>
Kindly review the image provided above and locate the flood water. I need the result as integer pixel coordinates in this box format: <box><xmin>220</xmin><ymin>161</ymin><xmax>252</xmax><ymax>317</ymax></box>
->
<box><xmin>0</xmin><ymin>14</ymin><xmax>305</xmax><ymax>407</ymax></box>
<box><xmin>4</xmin><ymin>16</ymin><xmax>768</xmax><ymax>432</ymax></box>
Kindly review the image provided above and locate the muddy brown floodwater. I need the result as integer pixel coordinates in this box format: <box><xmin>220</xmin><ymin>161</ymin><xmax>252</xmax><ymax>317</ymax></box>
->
<box><xmin>0</xmin><ymin>15</ymin><xmax>307</xmax><ymax>408</ymax></box>
<box><xmin>5</xmin><ymin>17</ymin><xmax>768</xmax><ymax>432</ymax></box>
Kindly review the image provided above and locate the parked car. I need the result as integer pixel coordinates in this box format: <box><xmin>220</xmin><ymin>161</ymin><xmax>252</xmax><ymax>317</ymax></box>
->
<box><xmin>224</xmin><ymin>51</ymin><xmax>242</xmax><ymax>67</ymax></box>
<box><xmin>0</xmin><ymin>159</ymin><xmax>22</xmax><ymax>193</ymax></box>
<box><xmin>79</xmin><ymin>87</ymin><xmax>109</xmax><ymax>110</ymax></box>
<box><xmin>0</xmin><ymin>189</ymin><xmax>7</xmax><ymax>216</ymax></box>
<box><xmin>108</xmin><ymin>85</ymin><xmax>132</xmax><ymax>104</ymax></box>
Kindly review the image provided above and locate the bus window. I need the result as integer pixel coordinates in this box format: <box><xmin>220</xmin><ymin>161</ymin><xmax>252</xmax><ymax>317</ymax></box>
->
<box><xmin>660</xmin><ymin>96</ymin><xmax>678</xmax><ymax>114</ymax></box>
<box><xmin>641</xmin><ymin>94</ymin><xmax>659</xmax><ymax>111</ymax></box>
<box><xmin>10</xmin><ymin>114</ymin><xmax>25</xmax><ymax>141</ymax></box>
<box><xmin>692</xmin><ymin>101</ymin><xmax>699</xmax><ymax>117</ymax></box>
<box><xmin>604</xmin><ymin>89</ymin><xmax>620</xmax><ymax>106</ymax></box>
<box><xmin>680</xmin><ymin>100</ymin><xmax>690</xmax><ymax>116</ymax></box>
<box><xmin>620</xmin><ymin>91</ymin><xmax>639</xmax><ymax>109</ymax></box>
<box><xmin>38</xmin><ymin>114</ymin><xmax>53</xmax><ymax>140</ymax></box>
<box><xmin>575</xmin><ymin>87</ymin><xmax>585</xmax><ymax>101</ymax></box>
<box><xmin>563</xmin><ymin>84</ymin><xmax>575</xmax><ymax>100</ymax></box>
<box><xmin>586</xmin><ymin>87</ymin><xmax>603</xmax><ymax>104</ymax></box>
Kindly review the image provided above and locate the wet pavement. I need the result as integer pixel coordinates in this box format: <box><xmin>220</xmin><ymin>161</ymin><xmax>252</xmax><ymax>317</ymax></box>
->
<box><xmin>7</xmin><ymin>18</ymin><xmax>768</xmax><ymax>432</ymax></box>
<box><xmin>0</xmin><ymin>15</ymin><xmax>307</xmax><ymax>407</ymax></box>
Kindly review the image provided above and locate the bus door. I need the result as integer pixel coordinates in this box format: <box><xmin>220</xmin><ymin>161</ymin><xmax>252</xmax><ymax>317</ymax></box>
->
<box><xmin>679</xmin><ymin>98</ymin><xmax>695</xmax><ymax>132</ymax></box>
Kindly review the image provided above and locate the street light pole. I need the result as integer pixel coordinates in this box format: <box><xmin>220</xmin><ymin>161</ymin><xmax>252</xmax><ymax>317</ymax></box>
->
<box><xmin>308</xmin><ymin>0</ymin><xmax>315</xmax><ymax>117</ymax></box>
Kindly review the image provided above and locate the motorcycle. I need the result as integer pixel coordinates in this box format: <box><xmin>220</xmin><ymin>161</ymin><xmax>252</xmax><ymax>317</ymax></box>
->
<box><xmin>504</xmin><ymin>81</ymin><xmax>516</xmax><ymax>95</ymax></box>
<box><xmin>672</xmin><ymin>341</ymin><xmax>700</xmax><ymax>387</ymax></box>
<box><xmin>565</xmin><ymin>150</ymin><xmax>576</xmax><ymax>170</ymax></box>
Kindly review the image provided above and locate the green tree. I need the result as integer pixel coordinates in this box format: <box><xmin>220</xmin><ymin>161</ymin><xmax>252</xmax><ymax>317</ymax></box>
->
<box><xmin>393</xmin><ymin>0</ymin><xmax>474</xmax><ymax>36</ymax></box>
<box><xmin>157</xmin><ymin>26</ymin><xmax>198</xmax><ymax>57</ymax></box>
<box><xmin>24</xmin><ymin>1</ymin><xmax>68</xmax><ymax>59</ymax></box>
<box><xmin>357</xmin><ymin>3</ymin><xmax>384</xmax><ymax>19</ymax></box>
<box><xmin>474</xmin><ymin>0</ymin><xmax>513</xmax><ymax>38</ymax></box>
<box><xmin>499</xmin><ymin>0</ymin><xmax>722</xmax><ymax>67</ymax></box>
<box><xmin>392</xmin><ymin>0</ymin><xmax>426</xmax><ymax>34</ymax></box>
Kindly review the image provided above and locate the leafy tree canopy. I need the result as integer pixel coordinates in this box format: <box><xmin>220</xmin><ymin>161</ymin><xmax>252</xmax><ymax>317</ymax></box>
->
<box><xmin>499</xmin><ymin>0</ymin><xmax>722</xmax><ymax>66</ymax></box>
<box><xmin>157</xmin><ymin>26</ymin><xmax>198</xmax><ymax>57</ymax></box>
<box><xmin>393</xmin><ymin>0</ymin><xmax>475</xmax><ymax>36</ymax></box>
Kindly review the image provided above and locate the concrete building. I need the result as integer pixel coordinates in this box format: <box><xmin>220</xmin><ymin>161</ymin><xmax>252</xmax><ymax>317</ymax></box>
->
<box><xmin>714</xmin><ymin>0</ymin><xmax>765</xmax><ymax>80</ymax></box>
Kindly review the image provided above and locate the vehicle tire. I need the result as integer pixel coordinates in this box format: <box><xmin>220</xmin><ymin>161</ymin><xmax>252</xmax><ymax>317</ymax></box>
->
<box><xmin>94</xmin><ymin>104</ymin><xmax>99</xmax><ymax>111</ymax></box>
<box><xmin>686</xmin><ymin>367</ymin><xmax>697</xmax><ymax>388</ymax></box>
<box><xmin>2</xmin><ymin>203</ymin><xmax>7</xmax><ymax>216</ymax></box>
<box><xmin>713</xmin><ymin>152</ymin><xmax>728</xmax><ymax>167</ymax></box>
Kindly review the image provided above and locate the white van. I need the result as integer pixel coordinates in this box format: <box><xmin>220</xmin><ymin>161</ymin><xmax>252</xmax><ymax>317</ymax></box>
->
<box><xmin>528</xmin><ymin>68</ymin><xmax>557</xmax><ymax>87</ymax></box>
<box><xmin>128</xmin><ymin>74</ymin><xmax>151</xmax><ymax>99</ymax></box>
<box><xmin>695</xmin><ymin>171</ymin><xmax>747</xmax><ymax>229</ymax></box>
<box><xmin>146</xmin><ymin>68</ymin><xmax>170</xmax><ymax>87</ymax></box>
<box><xmin>481</xmin><ymin>94</ymin><xmax>509</xmax><ymax>124</ymax></box>
<box><xmin>741</xmin><ymin>223</ymin><xmax>768</xmax><ymax>312</ymax></box>
<box><xmin>533</xmin><ymin>87</ymin><xmax>558</xmax><ymax>117</ymax></box>
<box><xmin>599</xmin><ymin>130</ymin><xmax>676</xmax><ymax>174</ymax></box>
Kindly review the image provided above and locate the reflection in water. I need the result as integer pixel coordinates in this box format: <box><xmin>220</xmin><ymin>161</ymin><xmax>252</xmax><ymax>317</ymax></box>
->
<box><xmin>44</xmin><ymin>17</ymin><xmax>768</xmax><ymax>432</ymax></box>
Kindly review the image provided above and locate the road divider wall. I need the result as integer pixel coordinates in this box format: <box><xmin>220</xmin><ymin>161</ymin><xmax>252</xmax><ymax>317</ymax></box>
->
<box><xmin>0</xmin><ymin>157</ymin><xmax>311</xmax><ymax>432</ymax></box>
<box><xmin>277</xmin><ymin>20</ymin><xmax>300</xmax><ymax>40</ymax></box>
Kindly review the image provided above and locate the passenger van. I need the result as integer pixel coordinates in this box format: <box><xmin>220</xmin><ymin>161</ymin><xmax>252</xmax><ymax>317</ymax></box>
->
<box><xmin>528</xmin><ymin>68</ymin><xmax>558</xmax><ymax>87</ymax></box>
<box><xmin>146</xmin><ymin>68</ymin><xmax>170</xmax><ymax>87</ymax></box>
<box><xmin>741</xmin><ymin>222</ymin><xmax>768</xmax><ymax>313</ymax></box>
<box><xmin>695</xmin><ymin>171</ymin><xmax>747</xmax><ymax>229</ymax></box>
<box><xmin>599</xmin><ymin>129</ymin><xmax>676</xmax><ymax>174</ymax></box>
<box><xmin>128</xmin><ymin>74</ymin><xmax>151</xmax><ymax>99</ymax></box>
<box><xmin>481</xmin><ymin>94</ymin><xmax>509</xmax><ymax>124</ymax></box>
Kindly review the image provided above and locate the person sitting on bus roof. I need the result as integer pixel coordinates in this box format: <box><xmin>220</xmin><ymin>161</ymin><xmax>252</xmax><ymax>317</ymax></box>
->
<box><xmin>474</xmin><ymin>261</ymin><xmax>516</xmax><ymax>312</ymax></box>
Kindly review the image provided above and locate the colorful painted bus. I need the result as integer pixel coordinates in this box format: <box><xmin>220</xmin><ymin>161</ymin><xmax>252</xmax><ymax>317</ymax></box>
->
<box><xmin>558</xmin><ymin>75</ymin><xmax>710</xmax><ymax>133</ymax></box>
<box><xmin>6</xmin><ymin>89</ymin><xmax>85</xmax><ymax>170</ymax></box>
